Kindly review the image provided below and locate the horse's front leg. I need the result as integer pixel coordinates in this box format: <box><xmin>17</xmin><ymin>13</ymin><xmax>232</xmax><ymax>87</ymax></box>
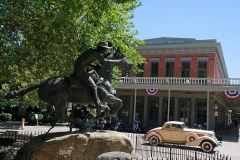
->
<box><xmin>100</xmin><ymin>93</ymin><xmax>122</xmax><ymax>118</ymax></box>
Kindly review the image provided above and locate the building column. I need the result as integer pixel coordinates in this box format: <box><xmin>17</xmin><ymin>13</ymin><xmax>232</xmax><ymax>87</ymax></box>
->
<box><xmin>158</xmin><ymin>97</ymin><xmax>163</xmax><ymax>126</ymax></box>
<box><xmin>191</xmin><ymin>98</ymin><xmax>196</xmax><ymax>127</ymax></box>
<box><xmin>174</xmin><ymin>97</ymin><xmax>179</xmax><ymax>121</ymax></box>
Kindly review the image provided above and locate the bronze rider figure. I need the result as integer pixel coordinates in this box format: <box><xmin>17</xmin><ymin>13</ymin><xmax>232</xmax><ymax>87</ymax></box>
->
<box><xmin>73</xmin><ymin>41</ymin><xmax>123</xmax><ymax>110</ymax></box>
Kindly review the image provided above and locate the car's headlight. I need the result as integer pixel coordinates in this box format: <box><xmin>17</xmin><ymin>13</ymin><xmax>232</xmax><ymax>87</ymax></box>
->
<box><xmin>208</xmin><ymin>133</ymin><xmax>214</xmax><ymax>137</ymax></box>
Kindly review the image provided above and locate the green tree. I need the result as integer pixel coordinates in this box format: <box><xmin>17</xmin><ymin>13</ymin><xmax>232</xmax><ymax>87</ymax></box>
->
<box><xmin>0</xmin><ymin>0</ymin><xmax>145</xmax><ymax>106</ymax></box>
<box><xmin>0</xmin><ymin>84</ymin><xmax>19</xmax><ymax>110</ymax></box>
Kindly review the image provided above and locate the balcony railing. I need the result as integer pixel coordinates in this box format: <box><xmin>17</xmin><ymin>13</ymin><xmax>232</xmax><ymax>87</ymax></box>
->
<box><xmin>119</xmin><ymin>77</ymin><xmax>240</xmax><ymax>86</ymax></box>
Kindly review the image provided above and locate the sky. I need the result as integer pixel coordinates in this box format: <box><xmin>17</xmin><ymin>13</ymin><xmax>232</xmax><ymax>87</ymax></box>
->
<box><xmin>131</xmin><ymin>0</ymin><xmax>240</xmax><ymax>78</ymax></box>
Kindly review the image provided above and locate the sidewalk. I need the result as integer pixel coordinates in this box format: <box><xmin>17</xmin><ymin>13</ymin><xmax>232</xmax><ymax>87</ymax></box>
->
<box><xmin>0</xmin><ymin>121</ymin><xmax>101</xmax><ymax>133</ymax></box>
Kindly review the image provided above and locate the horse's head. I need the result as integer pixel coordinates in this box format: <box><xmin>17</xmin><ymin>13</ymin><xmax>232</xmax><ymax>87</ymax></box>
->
<box><xmin>96</xmin><ymin>47</ymin><xmax>133</xmax><ymax>82</ymax></box>
<box><xmin>111</xmin><ymin>47</ymin><xmax>133</xmax><ymax>71</ymax></box>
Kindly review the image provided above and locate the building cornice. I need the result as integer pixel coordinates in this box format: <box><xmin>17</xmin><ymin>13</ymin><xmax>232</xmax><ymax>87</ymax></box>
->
<box><xmin>135</xmin><ymin>39</ymin><xmax>228</xmax><ymax>78</ymax></box>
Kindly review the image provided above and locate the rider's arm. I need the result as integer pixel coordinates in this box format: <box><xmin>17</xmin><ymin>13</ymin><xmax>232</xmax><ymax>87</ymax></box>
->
<box><xmin>104</xmin><ymin>58</ymin><xmax>123</xmax><ymax>64</ymax></box>
<box><xmin>97</xmin><ymin>53</ymin><xmax>123</xmax><ymax>65</ymax></box>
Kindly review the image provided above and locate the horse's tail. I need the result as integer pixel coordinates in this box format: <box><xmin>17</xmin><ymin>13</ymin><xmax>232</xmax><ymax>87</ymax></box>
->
<box><xmin>4</xmin><ymin>83</ymin><xmax>41</xmax><ymax>99</ymax></box>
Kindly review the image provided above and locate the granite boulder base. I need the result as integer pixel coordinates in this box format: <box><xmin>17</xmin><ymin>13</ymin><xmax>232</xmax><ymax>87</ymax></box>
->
<box><xmin>16</xmin><ymin>131</ymin><xmax>133</xmax><ymax>160</ymax></box>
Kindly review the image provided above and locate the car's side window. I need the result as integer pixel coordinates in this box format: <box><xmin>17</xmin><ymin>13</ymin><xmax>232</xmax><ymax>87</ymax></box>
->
<box><xmin>171</xmin><ymin>124</ymin><xmax>176</xmax><ymax>129</ymax></box>
<box><xmin>177</xmin><ymin>124</ymin><xmax>182</xmax><ymax>130</ymax></box>
<box><xmin>165</xmin><ymin>124</ymin><xmax>170</xmax><ymax>129</ymax></box>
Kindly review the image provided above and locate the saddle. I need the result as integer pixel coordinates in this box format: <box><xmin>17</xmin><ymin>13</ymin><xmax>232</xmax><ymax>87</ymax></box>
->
<box><xmin>67</xmin><ymin>77</ymin><xmax>85</xmax><ymax>88</ymax></box>
<box><xmin>67</xmin><ymin>70</ymin><xmax>103</xmax><ymax>88</ymax></box>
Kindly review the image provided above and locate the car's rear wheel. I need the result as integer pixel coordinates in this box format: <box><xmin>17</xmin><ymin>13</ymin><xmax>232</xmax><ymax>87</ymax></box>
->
<box><xmin>149</xmin><ymin>136</ymin><xmax>159</xmax><ymax>146</ymax></box>
<box><xmin>201</xmin><ymin>141</ymin><xmax>214</xmax><ymax>152</ymax></box>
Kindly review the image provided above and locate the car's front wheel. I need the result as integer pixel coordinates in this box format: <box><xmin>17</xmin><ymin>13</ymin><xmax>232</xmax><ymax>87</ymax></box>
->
<box><xmin>201</xmin><ymin>141</ymin><xmax>214</xmax><ymax>152</ymax></box>
<box><xmin>149</xmin><ymin>136</ymin><xmax>159</xmax><ymax>146</ymax></box>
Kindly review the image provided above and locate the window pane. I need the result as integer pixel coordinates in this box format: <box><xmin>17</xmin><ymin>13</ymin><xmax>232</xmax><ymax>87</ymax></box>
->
<box><xmin>136</xmin><ymin>64</ymin><xmax>144</xmax><ymax>77</ymax></box>
<box><xmin>196</xmin><ymin>101</ymin><xmax>207</xmax><ymax>128</ymax></box>
<box><xmin>119</xmin><ymin>96</ymin><xmax>130</xmax><ymax>125</ymax></box>
<box><xmin>134</xmin><ymin>96</ymin><xmax>144</xmax><ymax>121</ymax></box>
<box><xmin>149</xmin><ymin>99</ymin><xmax>159</xmax><ymax>121</ymax></box>
<box><xmin>151</xmin><ymin>61</ymin><xmax>158</xmax><ymax>77</ymax></box>
<box><xmin>166</xmin><ymin>62</ymin><xmax>174</xmax><ymax>77</ymax></box>
<box><xmin>179</xmin><ymin>99</ymin><xmax>191</xmax><ymax>126</ymax></box>
<box><xmin>163</xmin><ymin>99</ymin><xmax>174</xmax><ymax>123</ymax></box>
<box><xmin>198</xmin><ymin>61</ymin><xmax>207</xmax><ymax>78</ymax></box>
<box><xmin>122</xmin><ymin>69</ymin><xmax>129</xmax><ymax>77</ymax></box>
<box><xmin>181</xmin><ymin>62</ymin><xmax>190</xmax><ymax>77</ymax></box>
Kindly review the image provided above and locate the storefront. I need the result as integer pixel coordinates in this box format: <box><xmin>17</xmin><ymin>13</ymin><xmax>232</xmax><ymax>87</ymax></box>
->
<box><xmin>114</xmin><ymin>37</ymin><xmax>240</xmax><ymax>130</ymax></box>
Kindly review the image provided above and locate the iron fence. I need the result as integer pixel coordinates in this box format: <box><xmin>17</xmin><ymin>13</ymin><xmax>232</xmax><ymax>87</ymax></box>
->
<box><xmin>0</xmin><ymin>131</ymin><xmax>232</xmax><ymax>160</ymax></box>
<box><xmin>124</xmin><ymin>133</ymin><xmax>231</xmax><ymax>160</ymax></box>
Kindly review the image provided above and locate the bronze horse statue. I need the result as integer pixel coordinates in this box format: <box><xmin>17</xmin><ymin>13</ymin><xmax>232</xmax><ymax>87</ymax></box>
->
<box><xmin>4</xmin><ymin>48</ymin><xmax>132</xmax><ymax>130</ymax></box>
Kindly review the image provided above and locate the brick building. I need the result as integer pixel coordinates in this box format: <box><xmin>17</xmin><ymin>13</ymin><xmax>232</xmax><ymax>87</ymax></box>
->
<box><xmin>114</xmin><ymin>37</ymin><xmax>240</xmax><ymax>130</ymax></box>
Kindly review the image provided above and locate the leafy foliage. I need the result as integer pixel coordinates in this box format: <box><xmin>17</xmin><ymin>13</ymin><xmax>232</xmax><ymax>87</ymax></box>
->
<box><xmin>0</xmin><ymin>84</ymin><xmax>19</xmax><ymax>110</ymax></box>
<box><xmin>0</xmin><ymin>113</ymin><xmax>12</xmax><ymax>122</ymax></box>
<box><xmin>0</xmin><ymin>0</ymin><xmax>145</xmax><ymax>106</ymax></box>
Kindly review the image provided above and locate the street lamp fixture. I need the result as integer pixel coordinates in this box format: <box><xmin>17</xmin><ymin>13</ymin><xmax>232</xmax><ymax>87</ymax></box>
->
<box><xmin>214</xmin><ymin>101</ymin><xmax>218</xmax><ymax>135</ymax></box>
<box><xmin>214</xmin><ymin>102</ymin><xmax>218</xmax><ymax>110</ymax></box>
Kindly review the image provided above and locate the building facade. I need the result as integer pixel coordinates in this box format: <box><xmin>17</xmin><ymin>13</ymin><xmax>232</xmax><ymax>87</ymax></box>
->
<box><xmin>114</xmin><ymin>37</ymin><xmax>240</xmax><ymax>130</ymax></box>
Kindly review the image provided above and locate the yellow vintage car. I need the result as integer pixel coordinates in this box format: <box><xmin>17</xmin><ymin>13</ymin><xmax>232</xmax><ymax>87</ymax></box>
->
<box><xmin>144</xmin><ymin>121</ymin><xmax>221</xmax><ymax>152</ymax></box>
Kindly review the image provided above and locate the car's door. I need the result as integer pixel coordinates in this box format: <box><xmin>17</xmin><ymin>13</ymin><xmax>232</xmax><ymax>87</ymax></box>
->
<box><xmin>170</xmin><ymin>124</ymin><xmax>185</xmax><ymax>143</ymax></box>
<box><xmin>159</xmin><ymin>124</ymin><xmax>171</xmax><ymax>141</ymax></box>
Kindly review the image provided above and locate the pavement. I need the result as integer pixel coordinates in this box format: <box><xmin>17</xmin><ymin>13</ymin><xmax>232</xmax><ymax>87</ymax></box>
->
<box><xmin>0</xmin><ymin>121</ymin><xmax>240</xmax><ymax>159</ymax></box>
<box><xmin>216</xmin><ymin>125</ymin><xmax>240</xmax><ymax>142</ymax></box>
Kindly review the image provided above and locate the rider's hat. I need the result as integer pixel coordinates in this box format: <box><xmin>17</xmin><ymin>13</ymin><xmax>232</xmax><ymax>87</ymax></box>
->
<box><xmin>97</xmin><ymin>41</ymin><xmax>113</xmax><ymax>48</ymax></box>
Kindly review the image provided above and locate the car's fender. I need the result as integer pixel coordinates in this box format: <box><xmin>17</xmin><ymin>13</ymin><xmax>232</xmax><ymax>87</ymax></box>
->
<box><xmin>186</xmin><ymin>133</ymin><xmax>198</xmax><ymax>143</ymax></box>
<box><xmin>185</xmin><ymin>136</ymin><xmax>217</xmax><ymax>146</ymax></box>
<box><xmin>144</xmin><ymin>131</ymin><xmax>163</xmax><ymax>142</ymax></box>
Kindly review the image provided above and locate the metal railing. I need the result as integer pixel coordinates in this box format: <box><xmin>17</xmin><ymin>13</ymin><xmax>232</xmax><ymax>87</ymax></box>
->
<box><xmin>0</xmin><ymin>131</ymin><xmax>232</xmax><ymax>160</ymax></box>
<box><xmin>125</xmin><ymin>133</ymin><xmax>231</xmax><ymax>160</ymax></box>
<box><xmin>119</xmin><ymin>77</ymin><xmax>240</xmax><ymax>86</ymax></box>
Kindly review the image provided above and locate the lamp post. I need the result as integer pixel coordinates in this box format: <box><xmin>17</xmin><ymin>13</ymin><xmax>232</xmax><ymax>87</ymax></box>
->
<box><xmin>214</xmin><ymin>101</ymin><xmax>218</xmax><ymax>134</ymax></box>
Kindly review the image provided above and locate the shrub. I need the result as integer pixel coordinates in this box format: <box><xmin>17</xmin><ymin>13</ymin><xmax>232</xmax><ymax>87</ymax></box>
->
<box><xmin>0</xmin><ymin>113</ymin><xmax>12</xmax><ymax>122</ymax></box>
<box><xmin>41</xmin><ymin>112</ymin><xmax>56</xmax><ymax>124</ymax></box>
<box><xmin>25</xmin><ymin>112</ymin><xmax>43</xmax><ymax>125</ymax></box>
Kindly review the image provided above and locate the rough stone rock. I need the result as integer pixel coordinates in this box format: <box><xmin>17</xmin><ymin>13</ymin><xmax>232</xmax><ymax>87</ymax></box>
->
<box><xmin>15</xmin><ymin>130</ymin><xmax>133</xmax><ymax>160</ymax></box>
<box><xmin>0</xmin><ymin>147</ymin><xmax>16</xmax><ymax>160</ymax></box>
<box><xmin>97</xmin><ymin>151</ymin><xmax>145</xmax><ymax>160</ymax></box>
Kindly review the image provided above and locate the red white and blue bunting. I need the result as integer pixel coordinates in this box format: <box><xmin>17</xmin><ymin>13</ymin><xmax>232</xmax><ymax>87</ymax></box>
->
<box><xmin>145</xmin><ymin>88</ymin><xmax>159</xmax><ymax>96</ymax></box>
<box><xmin>223</xmin><ymin>90</ymin><xmax>240</xmax><ymax>100</ymax></box>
